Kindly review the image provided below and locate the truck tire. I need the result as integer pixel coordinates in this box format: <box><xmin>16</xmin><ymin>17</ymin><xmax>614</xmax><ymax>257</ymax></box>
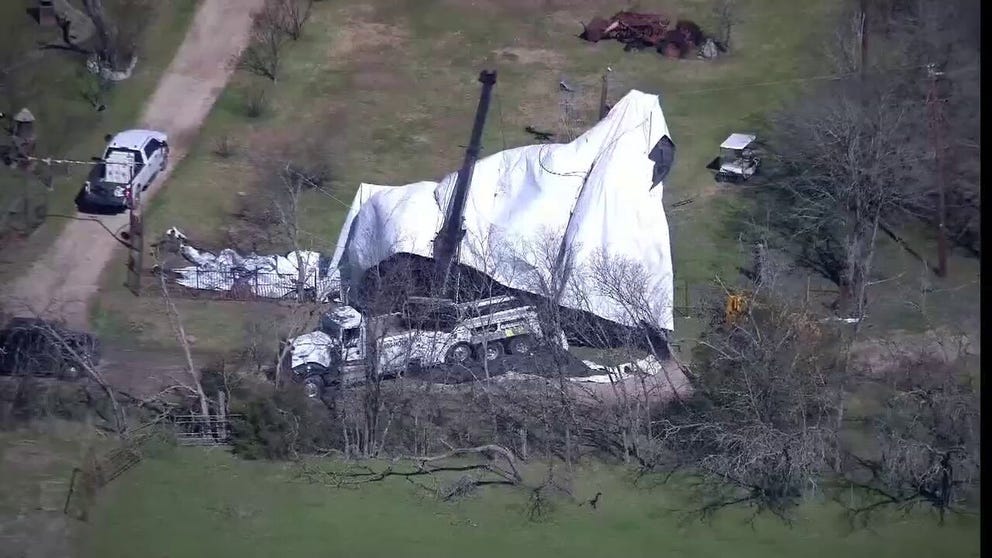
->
<box><xmin>507</xmin><ymin>335</ymin><xmax>534</xmax><ymax>356</ymax></box>
<box><xmin>302</xmin><ymin>374</ymin><xmax>325</xmax><ymax>399</ymax></box>
<box><xmin>478</xmin><ymin>342</ymin><xmax>503</xmax><ymax>362</ymax></box>
<box><xmin>446</xmin><ymin>342</ymin><xmax>472</xmax><ymax>364</ymax></box>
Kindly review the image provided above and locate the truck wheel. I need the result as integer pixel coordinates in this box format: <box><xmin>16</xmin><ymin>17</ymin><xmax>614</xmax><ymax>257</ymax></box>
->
<box><xmin>303</xmin><ymin>375</ymin><xmax>324</xmax><ymax>399</ymax></box>
<box><xmin>479</xmin><ymin>342</ymin><xmax>503</xmax><ymax>362</ymax></box>
<box><xmin>507</xmin><ymin>335</ymin><xmax>534</xmax><ymax>355</ymax></box>
<box><xmin>446</xmin><ymin>342</ymin><xmax>472</xmax><ymax>364</ymax></box>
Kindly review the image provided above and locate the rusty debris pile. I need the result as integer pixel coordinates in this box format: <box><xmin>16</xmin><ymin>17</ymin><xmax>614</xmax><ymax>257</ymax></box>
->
<box><xmin>580</xmin><ymin>11</ymin><xmax>717</xmax><ymax>60</ymax></box>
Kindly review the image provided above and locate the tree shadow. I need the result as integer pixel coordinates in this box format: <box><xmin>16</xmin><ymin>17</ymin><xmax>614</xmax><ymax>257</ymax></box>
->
<box><xmin>723</xmin><ymin>166</ymin><xmax>846</xmax><ymax>290</ymax></box>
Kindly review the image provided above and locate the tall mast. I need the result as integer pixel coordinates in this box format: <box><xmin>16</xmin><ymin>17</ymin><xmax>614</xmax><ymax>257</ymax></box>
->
<box><xmin>433</xmin><ymin>69</ymin><xmax>497</xmax><ymax>291</ymax></box>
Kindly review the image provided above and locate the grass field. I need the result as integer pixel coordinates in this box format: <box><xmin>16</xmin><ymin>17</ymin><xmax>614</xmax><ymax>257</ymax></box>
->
<box><xmin>0</xmin><ymin>421</ymin><xmax>114</xmax><ymax>557</ymax></box>
<box><xmin>92</xmin><ymin>0</ymin><xmax>846</xmax><ymax>352</ymax></box>
<box><xmin>78</xmin><ymin>447</ymin><xmax>979</xmax><ymax>558</ymax></box>
<box><xmin>84</xmin><ymin>0</ymin><xmax>981</xmax><ymax>369</ymax></box>
<box><xmin>0</xmin><ymin>0</ymin><xmax>200</xmax><ymax>285</ymax></box>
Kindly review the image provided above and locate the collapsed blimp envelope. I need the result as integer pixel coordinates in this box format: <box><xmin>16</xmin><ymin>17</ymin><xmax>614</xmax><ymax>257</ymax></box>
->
<box><xmin>330</xmin><ymin>89</ymin><xmax>676</xmax><ymax>332</ymax></box>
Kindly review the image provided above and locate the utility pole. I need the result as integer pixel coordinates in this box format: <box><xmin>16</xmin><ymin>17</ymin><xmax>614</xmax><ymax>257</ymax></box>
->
<box><xmin>859</xmin><ymin>0</ymin><xmax>868</xmax><ymax>79</ymax></box>
<box><xmin>124</xmin><ymin>175</ymin><xmax>144</xmax><ymax>295</ymax></box>
<box><xmin>433</xmin><ymin>68</ymin><xmax>497</xmax><ymax>293</ymax></box>
<box><xmin>926</xmin><ymin>62</ymin><xmax>949</xmax><ymax>277</ymax></box>
<box><xmin>7</xmin><ymin>108</ymin><xmax>42</xmax><ymax>233</ymax></box>
<box><xmin>598</xmin><ymin>67</ymin><xmax>612</xmax><ymax>121</ymax></box>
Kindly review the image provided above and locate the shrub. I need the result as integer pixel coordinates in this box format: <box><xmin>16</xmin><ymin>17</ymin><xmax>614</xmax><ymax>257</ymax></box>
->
<box><xmin>229</xmin><ymin>386</ymin><xmax>335</xmax><ymax>460</ymax></box>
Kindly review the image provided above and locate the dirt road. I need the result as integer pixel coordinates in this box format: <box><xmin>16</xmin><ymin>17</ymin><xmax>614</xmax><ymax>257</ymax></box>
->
<box><xmin>1</xmin><ymin>0</ymin><xmax>267</xmax><ymax>328</ymax></box>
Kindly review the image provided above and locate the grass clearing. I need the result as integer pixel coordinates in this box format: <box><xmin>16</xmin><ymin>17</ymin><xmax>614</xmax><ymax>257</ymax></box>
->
<box><xmin>79</xmin><ymin>448</ymin><xmax>979</xmax><ymax>558</ymax></box>
<box><xmin>0</xmin><ymin>0</ymin><xmax>199</xmax><ymax>286</ymax></box>
<box><xmin>0</xmin><ymin>421</ymin><xmax>113</xmax><ymax>557</ymax></box>
<box><xmin>93</xmin><ymin>0</ymin><xmax>842</xmax><ymax>352</ymax></box>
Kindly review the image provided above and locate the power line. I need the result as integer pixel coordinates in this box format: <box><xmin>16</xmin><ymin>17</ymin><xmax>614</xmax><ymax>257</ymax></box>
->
<box><xmin>660</xmin><ymin>62</ymin><xmax>978</xmax><ymax>98</ymax></box>
<box><xmin>45</xmin><ymin>213</ymin><xmax>133</xmax><ymax>249</ymax></box>
<box><xmin>312</xmin><ymin>185</ymin><xmax>351</xmax><ymax>210</ymax></box>
<box><xmin>23</xmin><ymin>155</ymin><xmax>138</xmax><ymax>167</ymax></box>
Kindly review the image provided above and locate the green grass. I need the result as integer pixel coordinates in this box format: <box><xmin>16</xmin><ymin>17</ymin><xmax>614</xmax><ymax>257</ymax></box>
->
<box><xmin>0</xmin><ymin>421</ymin><xmax>114</xmax><ymax>556</ymax></box>
<box><xmin>93</xmin><ymin>0</ymin><xmax>842</xmax><ymax>352</ymax></box>
<box><xmin>80</xmin><ymin>448</ymin><xmax>980</xmax><ymax>558</ymax></box>
<box><xmin>0</xmin><ymin>0</ymin><xmax>200</xmax><ymax>283</ymax></box>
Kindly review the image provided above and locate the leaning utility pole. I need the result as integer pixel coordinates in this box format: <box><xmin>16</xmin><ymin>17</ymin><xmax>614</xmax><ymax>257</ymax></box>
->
<box><xmin>124</xmin><ymin>166</ymin><xmax>145</xmax><ymax>295</ymax></box>
<box><xmin>598</xmin><ymin>67</ymin><xmax>612</xmax><ymax>120</ymax></box>
<box><xmin>433</xmin><ymin>69</ymin><xmax>497</xmax><ymax>293</ymax></box>
<box><xmin>926</xmin><ymin>62</ymin><xmax>949</xmax><ymax>277</ymax></box>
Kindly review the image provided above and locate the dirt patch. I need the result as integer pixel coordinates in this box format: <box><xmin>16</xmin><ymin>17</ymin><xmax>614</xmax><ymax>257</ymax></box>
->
<box><xmin>326</xmin><ymin>20</ymin><xmax>410</xmax><ymax>62</ymax></box>
<box><xmin>851</xmin><ymin>327</ymin><xmax>978</xmax><ymax>376</ymax></box>
<box><xmin>351</xmin><ymin>59</ymin><xmax>410</xmax><ymax>90</ymax></box>
<box><xmin>496</xmin><ymin>47</ymin><xmax>567</xmax><ymax>67</ymax></box>
<box><xmin>1</xmin><ymin>440</ymin><xmax>61</xmax><ymax>472</ymax></box>
<box><xmin>441</xmin><ymin>0</ymin><xmax>593</xmax><ymax>17</ymax></box>
<box><xmin>512</xmin><ymin>71</ymin><xmax>600</xmax><ymax>137</ymax></box>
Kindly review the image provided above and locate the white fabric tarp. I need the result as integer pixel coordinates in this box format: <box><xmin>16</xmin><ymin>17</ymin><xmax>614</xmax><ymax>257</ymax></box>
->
<box><xmin>164</xmin><ymin>228</ymin><xmax>338</xmax><ymax>300</ymax></box>
<box><xmin>332</xmin><ymin>89</ymin><xmax>675</xmax><ymax>331</ymax></box>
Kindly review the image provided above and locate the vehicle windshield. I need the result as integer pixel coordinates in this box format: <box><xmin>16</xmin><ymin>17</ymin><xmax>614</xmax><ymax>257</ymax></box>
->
<box><xmin>342</xmin><ymin>327</ymin><xmax>360</xmax><ymax>348</ymax></box>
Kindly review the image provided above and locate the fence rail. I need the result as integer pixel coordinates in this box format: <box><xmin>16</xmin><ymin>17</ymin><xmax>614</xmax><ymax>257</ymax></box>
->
<box><xmin>155</xmin><ymin>267</ymin><xmax>327</xmax><ymax>302</ymax></box>
<box><xmin>63</xmin><ymin>429</ymin><xmax>167</xmax><ymax>521</ymax></box>
<box><xmin>172</xmin><ymin>413</ymin><xmax>238</xmax><ymax>446</ymax></box>
<box><xmin>62</xmin><ymin>414</ymin><xmax>238</xmax><ymax>520</ymax></box>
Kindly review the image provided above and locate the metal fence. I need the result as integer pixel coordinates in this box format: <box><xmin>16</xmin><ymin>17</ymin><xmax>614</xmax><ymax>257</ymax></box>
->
<box><xmin>171</xmin><ymin>413</ymin><xmax>238</xmax><ymax>446</ymax></box>
<box><xmin>63</xmin><ymin>429</ymin><xmax>166</xmax><ymax>521</ymax></box>
<box><xmin>157</xmin><ymin>268</ymin><xmax>325</xmax><ymax>302</ymax></box>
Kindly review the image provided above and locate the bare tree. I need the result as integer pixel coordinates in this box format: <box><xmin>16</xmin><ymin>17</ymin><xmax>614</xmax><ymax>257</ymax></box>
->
<box><xmin>255</xmin><ymin>155</ymin><xmax>335</xmax><ymax>387</ymax></box>
<box><xmin>770</xmin><ymin>79</ymin><xmax>927</xmax><ymax>318</ymax></box>
<box><xmin>842</xmin><ymin>353</ymin><xmax>980</xmax><ymax>525</ymax></box>
<box><xmin>884</xmin><ymin>0</ymin><xmax>981</xmax><ymax>257</ymax></box>
<box><xmin>822</xmin><ymin>4</ymin><xmax>865</xmax><ymax>74</ymax></box>
<box><xmin>269</xmin><ymin>0</ymin><xmax>314</xmax><ymax>41</ymax></box>
<box><xmin>31</xmin><ymin>318</ymin><xmax>127</xmax><ymax>436</ymax></box>
<box><xmin>82</xmin><ymin>0</ymin><xmax>153</xmax><ymax>73</ymax></box>
<box><xmin>711</xmin><ymin>0</ymin><xmax>739</xmax><ymax>51</ymax></box>
<box><xmin>237</xmin><ymin>9</ymin><xmax>287</xmax><ymax>82</ymax></box>
<box><xmin>643</xmin><ymin>290</ymin><xmax>842</xmax><ymax>521</ymax></box>
<box><xmin>153</xmin><ymin>251</ymin><xmax>210</xmax><ymax>418</ymax></box>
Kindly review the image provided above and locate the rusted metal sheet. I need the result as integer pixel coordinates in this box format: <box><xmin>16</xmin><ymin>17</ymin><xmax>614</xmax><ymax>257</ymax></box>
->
<box><xmin>581</xmin><ymin>11</ymin><xmax>671</xmax><ymax>49</ymax></box>
<box><xmin>580</xmin><ymin>12</ymin><xmax>708</xmax><ymax>59</ymax></box>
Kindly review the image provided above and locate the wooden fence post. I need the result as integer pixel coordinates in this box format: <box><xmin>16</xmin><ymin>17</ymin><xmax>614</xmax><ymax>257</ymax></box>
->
<box><xmin>217</xmin><ymin>390</ymin><xmax>227</xmax><ymax>442</ymax></box>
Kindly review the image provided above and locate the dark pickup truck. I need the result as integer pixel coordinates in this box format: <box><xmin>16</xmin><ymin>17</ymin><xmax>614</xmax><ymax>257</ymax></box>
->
<box><xmin>0</xmin><ymin>318</ymin><xmax>101</xmax><ymax>379</ymax></box>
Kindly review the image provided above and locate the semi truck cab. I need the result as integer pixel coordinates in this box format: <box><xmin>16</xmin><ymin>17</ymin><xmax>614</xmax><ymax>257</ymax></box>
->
<box><xmin>286</xmin><ymin>295</ymin><xmax>559</xmax><ymax>398</ymax></box>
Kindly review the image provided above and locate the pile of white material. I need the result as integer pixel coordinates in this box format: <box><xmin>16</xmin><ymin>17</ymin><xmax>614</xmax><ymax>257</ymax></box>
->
<box><xmin>576</xmin><ymin>354</ymin><xmax>666</xmax><ymax>384</ymax></box>
<box><xmin>331</xmin><ymin>89</ymin><xmax>675</xmax><ymax>331</ymax></box>
<box><xmin>164</xmin><ymin>228</ymin><xmax>338</xmax><ymax>300</ymax></box>
<box><xmin>489</xmin><ymin>355</ymin><xmax>666</xmax><ymax>385</ymax></box>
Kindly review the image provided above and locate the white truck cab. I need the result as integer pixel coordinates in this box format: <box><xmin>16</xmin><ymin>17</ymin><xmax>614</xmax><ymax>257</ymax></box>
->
<box><xmin>287</xmin><ymin>295</ymin><xmax>559</xmax><ymax>398</ymax></box>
